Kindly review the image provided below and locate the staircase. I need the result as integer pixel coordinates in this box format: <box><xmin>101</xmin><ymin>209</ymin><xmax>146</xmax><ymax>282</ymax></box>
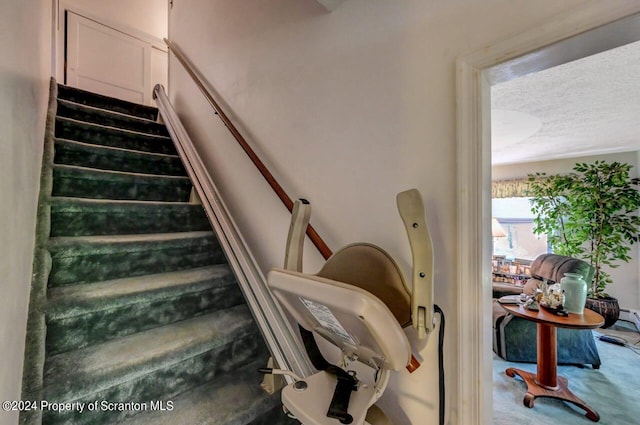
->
<box><xmin>21</xmin><ymin>82</ymin><xmax>296</xmax><ymax>425</ymax></box>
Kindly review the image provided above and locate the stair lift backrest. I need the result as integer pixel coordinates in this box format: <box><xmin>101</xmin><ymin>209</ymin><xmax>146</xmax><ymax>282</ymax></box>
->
<box><xmin>268</xmin><ymin>268</ymin><xmax>412</xmax><ymax>372</ymax></box>
<box><xmin>316</xmin><ymin>243</ymin><xmax>412</xmax><ymax>329</ymax></box>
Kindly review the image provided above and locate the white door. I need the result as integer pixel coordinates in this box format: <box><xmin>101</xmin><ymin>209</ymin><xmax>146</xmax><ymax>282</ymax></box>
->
<box><xmin>65</xmin><ymin>11</ymin><xmax>167</xmax><ymax>105</ymax></box>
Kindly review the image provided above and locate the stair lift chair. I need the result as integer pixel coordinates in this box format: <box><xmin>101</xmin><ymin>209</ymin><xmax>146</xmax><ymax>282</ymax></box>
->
<box><xmin>267</xmin><ymin>190</ymin><xmax>437</xmax><ymax>425</ymax></box>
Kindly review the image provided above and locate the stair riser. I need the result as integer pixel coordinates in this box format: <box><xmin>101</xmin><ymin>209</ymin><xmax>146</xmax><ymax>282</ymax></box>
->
<box><xmin>52</xmin><ymin>168</ymin><xmax>191</xmax><ymax>202</ymax></box>
<box><xmin>48</xmin><ymin>236</ymin><xmax>224</xmax><ymax>286</ymax></box>
<box><xmin>54</xmin><ymin>141</ymin><xmax>187</xmax><ymax>176</ymax></box>
<box><xmin>46</xmin><ymin>284</ymin><xmax>245</xmax><ymax>355</ymax></box>
<box><xmin>57</xmin><ymin>101</ymin><xmax>169</xmax><ymax>136</ymax></box>
<box><xmin>42</xmin><ymin>332</ymin><xmax>266</xmax><ymax>425</ymax></box>
<box><xmin>57</xmin><ymin>85</ymin><xmax>158</xmax><ymax>120</ymax></box>
<box><xmin>51</xmin><ymin>204</ymin><xmax>210</xmax><ymax>237</ymax></box>
<box><xmin>55</xmin><ymin>117</ymin><xmax>176</xmax><ymax>155</ymax></box>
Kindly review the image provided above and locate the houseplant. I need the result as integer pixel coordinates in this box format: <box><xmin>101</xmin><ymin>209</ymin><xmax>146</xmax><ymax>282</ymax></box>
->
<box><xmin>528</xmin><ymin>161</ymin><xmax>640</xmax><ymax>327</ymax></box>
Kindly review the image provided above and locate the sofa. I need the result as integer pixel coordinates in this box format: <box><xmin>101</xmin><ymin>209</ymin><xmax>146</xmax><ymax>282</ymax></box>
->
<box><xmin>492</xmin><ymin>281</ymin><xmax>524</xmax><ymax>298</ymax></box>
<box><xmin>493</xmin><ymin>253</ymin><xmax>601</xmax><ymax>368</ymax></box>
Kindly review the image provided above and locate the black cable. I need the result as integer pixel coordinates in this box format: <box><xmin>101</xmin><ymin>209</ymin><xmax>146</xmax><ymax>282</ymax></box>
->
<box><xmin>434</xmin><ymin>304</ymin><xmax>445</xmax><ymax>425</ymax></box>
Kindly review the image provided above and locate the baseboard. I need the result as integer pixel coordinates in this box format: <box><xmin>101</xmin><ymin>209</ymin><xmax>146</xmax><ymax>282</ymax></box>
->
<box><xmin>619</xmin><ymin>308</ymin><xmax>640</xmax><ymax>332</ymax></box>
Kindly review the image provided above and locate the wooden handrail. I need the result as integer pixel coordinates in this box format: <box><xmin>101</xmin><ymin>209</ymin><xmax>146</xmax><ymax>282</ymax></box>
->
<box><xmin>164</xmin><ymin>38</ymin><xmax>332</xmax><ymax>260</ymax></box>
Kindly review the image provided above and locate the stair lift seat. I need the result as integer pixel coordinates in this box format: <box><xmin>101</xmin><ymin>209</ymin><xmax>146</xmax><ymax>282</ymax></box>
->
<box><xmin>269</xmin><ymin>268</ymin><xmax>411</xmax><ymax>425</ymax></box>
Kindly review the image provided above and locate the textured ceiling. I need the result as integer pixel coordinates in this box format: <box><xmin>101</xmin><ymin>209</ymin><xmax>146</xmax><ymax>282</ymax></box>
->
<box><xmin>491</xmin><ymin>40</ymin><xmax>640</xmax><ymax>165</ymax></box>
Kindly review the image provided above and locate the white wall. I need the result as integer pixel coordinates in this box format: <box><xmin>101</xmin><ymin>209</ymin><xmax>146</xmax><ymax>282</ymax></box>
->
<box><xmin>493</xmin><ymin>152</ymin><xmax>640</xmax><ymax>310</ymax></box>
<box><xmin>0</xmin><ymin>1</ymin><xmax>52</xmax><ymax>424</ymax></box>
<box><xmin>167</xmin><ymin>0</ymin><xmax>597</xmax><ymax>423</ymax></box>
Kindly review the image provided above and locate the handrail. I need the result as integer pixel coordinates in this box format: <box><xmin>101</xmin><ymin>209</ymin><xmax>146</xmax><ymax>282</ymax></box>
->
<box><xmin>164</xmin><ymin>38</ymin><xmax>333</xmax><ymax>261</ymax></box>
<box><xmin>153</xmin><ymin>84</ymin><xmax>314</xmax><ymax>380</ymax></box>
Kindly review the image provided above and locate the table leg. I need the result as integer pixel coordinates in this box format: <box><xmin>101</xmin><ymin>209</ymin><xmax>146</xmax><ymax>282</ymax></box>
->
<box><xmin>536</xmin><ymin>323</ymin><xmax>557</xmax><ymax>388</ymax></box>
<box><xmin>505</xmin><ymin>322</ymin><xmax>600</xmax><ymax>422</ymax></box>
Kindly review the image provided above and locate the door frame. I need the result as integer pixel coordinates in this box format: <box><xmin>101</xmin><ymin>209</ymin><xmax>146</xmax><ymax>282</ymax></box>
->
<box><xmin>455</xmin><ymin>3</ymin><xmax>640</xmax><ymax>424</ymax></box>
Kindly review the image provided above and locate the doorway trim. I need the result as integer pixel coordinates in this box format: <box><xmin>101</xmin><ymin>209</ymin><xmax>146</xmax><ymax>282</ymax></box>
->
<box><xmin>455</xmin><ymin>2</ymin><xmax>640</xmax><ymax>424</ymax></box>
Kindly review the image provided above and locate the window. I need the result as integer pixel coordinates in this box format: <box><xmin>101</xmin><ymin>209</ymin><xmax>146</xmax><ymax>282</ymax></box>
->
<box><xmin>492</xmin><ymin>197</ymin><xmax>548</xmax><ymax>261</ymax></box>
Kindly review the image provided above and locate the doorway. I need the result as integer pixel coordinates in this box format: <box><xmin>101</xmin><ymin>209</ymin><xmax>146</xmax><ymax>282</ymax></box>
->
<box><xmin>456</xmin><ymin>7</ymin><xmax>640</xmax><ymax>425</ymax></box>
<box><xmin>54</xmin><ymin>4</ymin><xmax>168</xmax><ymax>105</ymax></box>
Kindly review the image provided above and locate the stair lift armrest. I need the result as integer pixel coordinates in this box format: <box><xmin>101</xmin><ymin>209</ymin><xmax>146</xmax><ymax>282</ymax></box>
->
<box><xmin>285</xmin><ymin>199</ymin><xmax>312</xmax><ymax>272</ymax></box>
<box><xmin>397</xmin><ymin>189</ymin><xmax>435</xmax><ymax>340</ymax></box>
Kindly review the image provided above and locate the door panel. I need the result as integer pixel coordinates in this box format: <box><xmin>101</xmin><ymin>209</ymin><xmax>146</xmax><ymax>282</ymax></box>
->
<box><xmin>75</xmin><ymin>76</ymin><xmax>145</xmax><ymax>104</ymax></box>
<box><xmin>66</xmin><ymin>11</ymin><xmax>167</xmax><ymax>105</ymax></box>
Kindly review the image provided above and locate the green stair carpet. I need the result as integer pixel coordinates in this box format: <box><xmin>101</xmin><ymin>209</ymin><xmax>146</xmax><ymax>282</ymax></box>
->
<box><xmin>21</xmin><ymin>81</ymin><xmax>296</xmax><ymax>425</ymax></box>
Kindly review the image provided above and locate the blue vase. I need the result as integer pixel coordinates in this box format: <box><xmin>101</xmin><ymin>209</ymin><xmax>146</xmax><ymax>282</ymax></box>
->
<box><xmin>561</xmin><ymin>272</ymin><xmax>587</xmax><ymax>314</ymax></box>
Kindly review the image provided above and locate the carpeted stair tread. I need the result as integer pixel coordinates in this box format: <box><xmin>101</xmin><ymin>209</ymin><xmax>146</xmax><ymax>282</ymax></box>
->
<box><xmin>47</xmin><ymin>265</ymin><xmax>236</xmax><ymax>316</ymax></box>
<box><xmin>50</xmin><ymin>197</ymin><xmax>210</xmax><ymax>236</ymax></box>
<box><xmin>43</xmin><ymin>306</ymin><xmax>256</xmax><ymax>397</ymax></box>
<box><xmin>57</xmin><ymin>98</ymin><xmax>169</xmax><ymax>136</ymax></box>
<box><xmin>57</xmin><ymin>84</ymin><xmax>158</xmax><ymax>121</ymax></box>
<box><xmin>41</xmin><ymin>329</ymin><xmax>267</xmax><ymax>425</ymax></box>
<box><xmin>44</xmin><ymin>265</ymin><xmax>245</xmax><ymax>354</ymax></box>
<box><xmin>48</xmin><ymin>230</ymin><xmax>214</xmax><ymax>246</ymax></box>
<box><xmin>56</xmin><ymin>116</ymin><xmax>176</xmax><ymax>155</ymax></box>
<box><xmin>119</xmin><ymin>359</ymin><xmax>295</xmax><ymax>425</ymax></box>
<box><xmin>47</xmin><ymin>231</ymin><xmax>224</xmax><ymax>286</ymax></box>
<box><xmin>42</xmin><ymin>305</ymin><xmax>260</xmax><ymax>402</ymax></box>
<box><xmin>54</xmin><ymin>138</ymin><xmax>187</xmax><ymax>176</ymax></box>
<box><xmin>51</xmin><ymin>164</ymin><xmax>192</xmax><ymax>202</ymax></box>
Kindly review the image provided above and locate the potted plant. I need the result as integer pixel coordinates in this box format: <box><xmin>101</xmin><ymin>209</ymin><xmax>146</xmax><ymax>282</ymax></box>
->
<box><xmin>528</xmin><ymin>160</ymin><xmax>640</xmax><ymax>327</ymax></box>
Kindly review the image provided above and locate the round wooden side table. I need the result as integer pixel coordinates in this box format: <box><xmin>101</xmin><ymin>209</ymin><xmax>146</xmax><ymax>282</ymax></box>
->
<box><xmin>501</xmin><ymin>303</ymin><xmax>604</xmax><ymax>422</ymax></box>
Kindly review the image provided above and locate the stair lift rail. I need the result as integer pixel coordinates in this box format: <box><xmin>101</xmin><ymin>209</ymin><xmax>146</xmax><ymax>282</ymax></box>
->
<box><xmin>153</xmin><ymin>84</ymin><xmax>314</xmax><ymax>381</ymax></box>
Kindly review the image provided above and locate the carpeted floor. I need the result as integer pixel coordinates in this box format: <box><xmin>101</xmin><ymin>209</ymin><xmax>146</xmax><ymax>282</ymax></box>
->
<box><xmin>493</xmin><ymin>321</ymin><xmax>640</xmax><ymax>425</ymax></box>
